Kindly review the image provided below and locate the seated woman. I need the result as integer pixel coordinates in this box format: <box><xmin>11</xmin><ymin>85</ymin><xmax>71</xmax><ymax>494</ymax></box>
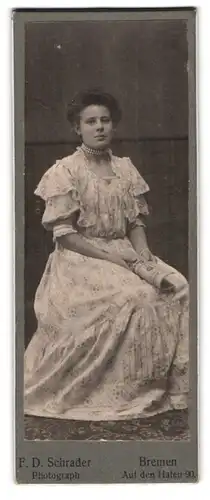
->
<box><xmin>24</xmin><ymin>89</ymin><xmax>189</xmax><ymax>421</ymax></box>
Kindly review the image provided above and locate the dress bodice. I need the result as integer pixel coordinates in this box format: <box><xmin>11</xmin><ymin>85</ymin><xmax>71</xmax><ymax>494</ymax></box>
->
<box><xmin>35</xmin><ymin>147</ymin><xmax>150</xmax><ymax>239</ymax></box>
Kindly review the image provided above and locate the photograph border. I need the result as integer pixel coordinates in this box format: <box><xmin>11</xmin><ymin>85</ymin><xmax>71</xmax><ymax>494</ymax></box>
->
<box><xmin>14</xmin><ymin>7</ymin><xmax>197</xmax><ymax>483</ymax></box>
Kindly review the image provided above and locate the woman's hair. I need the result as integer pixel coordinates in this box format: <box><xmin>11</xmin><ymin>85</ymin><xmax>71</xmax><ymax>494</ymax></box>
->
<box><xmin>67</xmin><ymin>88</ymin><xmax>122</xmax><ymax>126</ymax></box>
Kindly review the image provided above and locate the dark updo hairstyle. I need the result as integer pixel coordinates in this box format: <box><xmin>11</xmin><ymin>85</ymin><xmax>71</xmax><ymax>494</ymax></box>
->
<box><xmin>67</xmin><ymin>88</ymin><xmax>122</xmax><ymax>127</ymax></box>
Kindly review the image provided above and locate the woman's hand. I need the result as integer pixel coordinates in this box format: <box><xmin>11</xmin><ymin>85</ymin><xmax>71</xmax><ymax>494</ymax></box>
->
<box><xmin>105</xmin><ymin>253</ymin><xmax>130</xmax><ymax>270</ymax></box>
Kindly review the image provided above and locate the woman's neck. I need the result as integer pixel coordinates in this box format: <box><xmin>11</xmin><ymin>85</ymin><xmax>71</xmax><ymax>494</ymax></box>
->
<box><xmin>81</xmin><ymin>143</ymin><xmax>110</xmax><ymax>157</ymax></box>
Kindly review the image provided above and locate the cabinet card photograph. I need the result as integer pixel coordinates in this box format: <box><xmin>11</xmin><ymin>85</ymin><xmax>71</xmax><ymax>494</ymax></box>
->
<box><xmin>14</xmin><ymin>8</ymin><xmax>197</xmax><ymax>484</ymax></box>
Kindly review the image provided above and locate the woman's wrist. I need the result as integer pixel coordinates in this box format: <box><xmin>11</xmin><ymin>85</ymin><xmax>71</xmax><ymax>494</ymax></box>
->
<box><xmin>133</xmin><ymin>247</ymin><xmax>155</xmax><ymax>263</ymax></box>
<box><xmin>137</xmin><ymin>247</ymin><xmax>152</xmax><ymax>261</ymax></box>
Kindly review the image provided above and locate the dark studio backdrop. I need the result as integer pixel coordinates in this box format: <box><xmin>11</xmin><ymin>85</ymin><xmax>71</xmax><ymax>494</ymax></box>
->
<box><xmin>25</xmin><ymin>20</ymin><xmax>189</xmax><ymax>347</ymax></box>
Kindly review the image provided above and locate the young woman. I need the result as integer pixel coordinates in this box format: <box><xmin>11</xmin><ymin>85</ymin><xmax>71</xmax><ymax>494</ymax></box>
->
<box><xmin>24</xmin><ymin>89</ymin><xmax>189</xmax><ymax>421</ymax></box>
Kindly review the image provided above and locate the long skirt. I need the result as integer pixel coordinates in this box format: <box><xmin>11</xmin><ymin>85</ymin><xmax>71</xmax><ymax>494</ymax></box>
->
<box><xmin>24</xmin><ymin>236</ymin><xmax>189</xmax><ymax>421</ymax></box>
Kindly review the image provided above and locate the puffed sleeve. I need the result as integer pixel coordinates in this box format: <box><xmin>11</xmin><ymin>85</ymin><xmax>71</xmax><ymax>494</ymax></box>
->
<box><xmin>123</xmin><ymin>157</ymin><xmax>150</xmax><ymax>230</ymax></box>
<box><xmin>34</xmin><ymin>160</ymin><xmax>80</xmax><ymax>240</ymax></box>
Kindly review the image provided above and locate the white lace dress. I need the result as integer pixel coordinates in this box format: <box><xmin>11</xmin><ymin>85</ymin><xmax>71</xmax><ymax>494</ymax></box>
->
<box><xmin>24</xmin><ymin>147</ymin><xmax>189</xmax><ymax>420</ymax></box>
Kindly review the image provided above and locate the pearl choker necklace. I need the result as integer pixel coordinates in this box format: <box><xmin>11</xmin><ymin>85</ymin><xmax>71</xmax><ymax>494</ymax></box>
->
<box><xmin>81</xmin><ymin>143</ymin><xmax>110</xmax><ymax>156</ymax></box>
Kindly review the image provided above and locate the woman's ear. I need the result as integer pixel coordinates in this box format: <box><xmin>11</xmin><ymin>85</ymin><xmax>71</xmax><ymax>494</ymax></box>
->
<box><xmin>74</xmin><ymin>123</ymin><xmax>81</xmax><ymax>136</ymax></box>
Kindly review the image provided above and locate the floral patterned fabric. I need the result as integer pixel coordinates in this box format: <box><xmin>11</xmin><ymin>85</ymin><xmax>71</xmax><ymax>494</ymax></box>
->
<box><xmin>24</xmin><ymin>148</ymin><xmax>189</xmax><ymax>421</ymax></box>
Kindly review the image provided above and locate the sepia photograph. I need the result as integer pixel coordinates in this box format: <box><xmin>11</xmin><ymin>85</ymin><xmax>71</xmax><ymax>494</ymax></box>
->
<box><xmin>14</xmin><ymin>8</ymin><xmax>197</xmax><ymax>484</ymax></box>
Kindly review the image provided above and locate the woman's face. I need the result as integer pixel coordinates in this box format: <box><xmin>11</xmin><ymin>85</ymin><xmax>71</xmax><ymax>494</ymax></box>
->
<box><xmin>76</xmin><ymin>105</ymin><xmax>114</xmax><ymax>149</ymax></box>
